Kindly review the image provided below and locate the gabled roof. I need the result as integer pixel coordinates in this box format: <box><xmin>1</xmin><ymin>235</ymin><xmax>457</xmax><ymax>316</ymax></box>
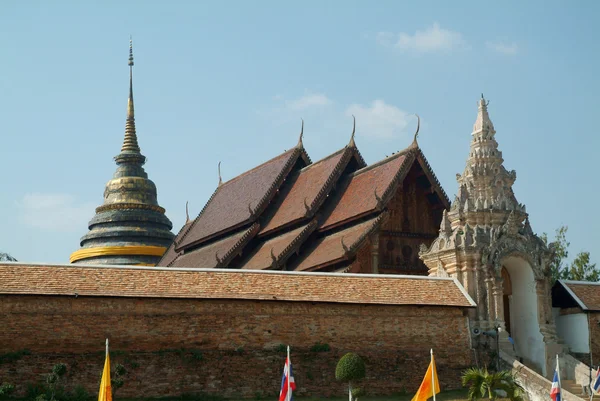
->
<box><xmin>0</xmin><ymin>263</ymin><xmax>476</xmax><ymax>308</ymax></box>
<box><xmin>320</xmin><ymin>150</ymin><xmax>415</xmax><ymax>231</ymax></box>
<box><xmin>169</xmin><ymin>224</ymin><xmax>259</xmax><ymax>268</ymax></box>
<box><xmin>158</xmin><ymin>221</ymin><xmax>193</xmax><ymax>266</ymax></box>
<box><xmin>175</xmin><ymin>147</ymin><xmax>309</xmax><ymax>251</ymax></box>
<box><xmin>240</xmin><ymin>221</ymin><xmax>317</xmax><ymax>270</ymax></box>
<box><xmin>260</xmin><ymin>146</ymin><xmax>364</xmax><ymax>235</ymax></box>
<box><xmin>294</xmin><ymin>213</ymin><xmax>387</xmax><ymax>271</ymax></box>
<box><xmin>554</xmin><ymin>280</ymin><xmax>600</xmax><ymax>312</ymax></box>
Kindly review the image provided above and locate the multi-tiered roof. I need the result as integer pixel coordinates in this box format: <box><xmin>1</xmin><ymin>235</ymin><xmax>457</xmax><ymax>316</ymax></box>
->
<box><xmin>160</xmin><ymin>119</ymin><xmax>449</xmax><ymax>272</ymax></box>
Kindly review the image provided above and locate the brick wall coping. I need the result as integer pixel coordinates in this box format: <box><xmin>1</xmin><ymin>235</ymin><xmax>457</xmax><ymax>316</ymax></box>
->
<box><xmin>0</xmin><ymin>262</ymin><xmax>476</xmax><ymax>307</ymax></box>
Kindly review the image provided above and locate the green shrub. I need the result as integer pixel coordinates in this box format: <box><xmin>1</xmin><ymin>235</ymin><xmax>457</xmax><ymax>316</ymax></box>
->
<box><xmin>335</xmin><ymin>353</ymin><xmax>366</xmax><ymax>382</ymax></box>
<box><xmin>310</xmin><ymin>342</ymin><xmax>331</xmax><ymax>352</ymax></box>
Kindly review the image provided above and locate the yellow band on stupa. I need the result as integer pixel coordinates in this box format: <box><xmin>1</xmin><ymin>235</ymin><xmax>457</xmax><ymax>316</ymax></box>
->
<box><xmin>70</xmin><ymin>245</ymin><xmax>167</xmax><ymax>264</ymax></box>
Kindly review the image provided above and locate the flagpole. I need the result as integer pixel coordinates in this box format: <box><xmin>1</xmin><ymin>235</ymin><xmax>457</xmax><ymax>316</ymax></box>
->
<box><xmin>556</xmin><ymin>354</ymin><xmax>561</xmax><ymax>395</ymax></box>
<box><xmin>287</xmin><ymin>345</ymin><xmax>291</xmax><ymax>401</ymax></box>
<box><xmin>431</xmin><ymin>349</ymin><xmax>436</xmax><ymax>401</ymax></box>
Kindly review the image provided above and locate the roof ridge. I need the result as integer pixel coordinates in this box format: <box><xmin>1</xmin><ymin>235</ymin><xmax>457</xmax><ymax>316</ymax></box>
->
<box><xmin>349</xmin><ymin>146</ymin><xmax>414</xmax><ymax>178</ymax></box>
<box><xmin>350</xmin><ymin>144</ymin><xmax>368</xmax><ymax>168</ymax></box>
<box><xmin>174</xmin><ymin>186</ymin><xmax>220</xmax><ymax>252</ymax></box>
<box><xmin>251</xmin><ymin>148</ymin><xmax>305</xmax><ymax>221</ymax></box>
<box><xmin>220</xmin><ymin>148</ymin><xmax>297</xmax><ymax>187</ymax></box>
<box><xmin>299</xmin><ymin>148</ymin><xmax>345</xmax><ymax>172</ymax></box>
<box><xmin>347</xmin><ymin>212</ymin><xmax>388</xmax><ymax>254</ymax></box>
<box><xmin>218</xmin><ymin>223</ymin><xmax>260</xmax><ymax>267</ymax></box>
<box><xmin>276</xmin><ymin>219</ymin><xmax>319</xmax><ymax>268</ymax></box>
<box><xmin>377</xmin><ymin>152</ymin><xmax>416</xmax><ymax>209</ymax></box>
<box><xmin>308</xmin><ymin>147</ymin><xmax>355</xmax><ymax>212</ymax></box>
<box><xmin>414</xmin><ymin>147</ymin><xmax>450</xmax><ymax>206</ymax></box>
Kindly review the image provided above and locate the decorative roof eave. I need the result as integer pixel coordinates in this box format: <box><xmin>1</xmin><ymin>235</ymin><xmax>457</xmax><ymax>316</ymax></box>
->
<box><xmin>413</xmin><ymin>147</ymin><xmax>451</xmax><ymax>208</ymax></box>
<box><xmin>217</xmin><ymin>223</ymin><xmax>261</xmax><ymax>268</ymax></box>
<box><xmin>260</xmin><ymin>146</ymin><xmax>364</xmax><ymax>238</ymax></box>
<box><xmin>377</xmin><ymin>150</ymin><xmax>417</xmax><ymax>209</ymax></box>
<box><xmin>270</xmin><ymin>219</ymin><xmax>318</xmax><ymax>270</ymax></box>
<box><xmin>168</xmin><ymin>223</ymin><xmax>260</xmax><ymax>268</ymax></box>
<box><xmin>174</xmin><ymin>186</ymin><xmax>220</xmax><ymax>252</ymax></box>
<box><xmin>176</xmin><ymin>147</ymin><xmax>309</xmax><ymax>252</ymax></box>
<box><xmin>308</xmin><ymin>146</ymin><xmax>360</xmax><ymax>213</ymax></box>
<box><xmin>312</xmin><ymin>212</ymin><xmax>388</xmax><ymax>271</ymax></box>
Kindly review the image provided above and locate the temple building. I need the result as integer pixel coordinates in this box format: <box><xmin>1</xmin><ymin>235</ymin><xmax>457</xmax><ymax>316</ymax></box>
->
<box><xmin>70</xmin><ymin>42</ymin><xmax>174</xmax><ymax>265</ymax></box>
<box><xmin>158</xmin><ymin>119</ymin><xmax>449</xmax><ymax>274</ymax></box>
<box><xmin>420</xmin><ymin>96</ymin><xmax>563</xmax><ymax>377</ymax></box>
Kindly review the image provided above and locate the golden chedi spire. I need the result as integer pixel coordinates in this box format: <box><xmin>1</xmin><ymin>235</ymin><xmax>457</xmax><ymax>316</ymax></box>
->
<box><xmin>70</xmin><ymin>39</ymin><xmax>174</xmax><ymax>266</ymax></box>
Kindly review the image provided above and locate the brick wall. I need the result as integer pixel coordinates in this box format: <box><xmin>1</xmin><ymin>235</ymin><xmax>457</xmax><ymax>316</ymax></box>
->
<box><xmin>0</xmin><ymin>295</ymin><xmax>473</xmax><ymax>399</ymax></box>
<box><xmin>589</xmin><ymin>312</ymin><xmax>600</xmax><ymax>365</ymax></box>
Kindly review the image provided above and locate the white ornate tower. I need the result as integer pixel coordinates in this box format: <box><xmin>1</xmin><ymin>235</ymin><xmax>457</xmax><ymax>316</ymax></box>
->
<box><xmin>419</xmin><ymin>95</ymin><xmax>563</xmax><ymax>376</ymax></box>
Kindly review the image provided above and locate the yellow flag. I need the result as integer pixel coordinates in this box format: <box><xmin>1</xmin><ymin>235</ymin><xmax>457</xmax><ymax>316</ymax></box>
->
<box><xmin>411</xmin><ymin>351</ymin><xmax>441</xmax><ymax>401</ymax></box>
<box><xmin>98</xmin><ymin>340</ymin><xmax>112</xmax><ymax>401</ymax></box>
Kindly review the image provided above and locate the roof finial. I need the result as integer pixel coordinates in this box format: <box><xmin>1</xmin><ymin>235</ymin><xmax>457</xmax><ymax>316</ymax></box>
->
<box><xmin>348</xmin><ymin>115</ymin><xmax>356</xmax><ymax>147</ymax></box>
<box><xmin>115</xmin><ymin>37</ymin><xmax>144</xmax><ymax>165</ymax></box>
<box><xmin>479</xmin><ymin>93</ymin><xmax>490</xmax><ymax>108</ymax></box>
<box><xmin>297</xmin><ymin>119</ymin><xmax>304</xmax><ymax>147</ymax></box>
<box><xmin>218</xmin><ymin>161</ymin><xmax>223</xmax><ymax>186</ymax></box>
<box><xmin>411</xmin><ymin>114</ymin><xmax>420</xmax><ymax>146</ymax></box>
<box><xmin>185</xmin><ymin>201</ymin><xmax>190</xmax><ymax>223</ymax></box>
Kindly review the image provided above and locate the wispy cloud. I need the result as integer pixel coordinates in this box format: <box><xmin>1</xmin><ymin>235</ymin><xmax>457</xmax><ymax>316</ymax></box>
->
<box><xmin>377</xmin><ymin>23</ymin><xmax>467</xmax><ymax>53</ymax></box>
<box><xmin>486</xmin><ymin>41</ymin><xmax>518</xmax><ymax>55</ymax></box>
<box><xmin>17</xmin><ymin>193</ymin><xmax>95</xmax><ymax>233</ymax></box>
<box><xmin>345</xmin><ymin>100</ymin><xmax>415</xmax><ymax>139</ymax></box>
<box><xmin>285</xmin><ymin>93</ymin><xmax>332</xmax><ymax>111</ymax></box>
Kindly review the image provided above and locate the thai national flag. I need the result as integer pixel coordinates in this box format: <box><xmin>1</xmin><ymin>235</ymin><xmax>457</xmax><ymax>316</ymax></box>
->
<box><xmin>591</xmin><ymin>367</ymin><xmax>600</xmax><ymax>395</ymax></box>
<box><xmin>279</xmin><ymin>354</ymin><xmax>296</xmax><ymax>401</ymax></box>
<box><xmin>550</xmin><ymin>370</ymin><xmax>561</xmax><ymax>401</ymax></box>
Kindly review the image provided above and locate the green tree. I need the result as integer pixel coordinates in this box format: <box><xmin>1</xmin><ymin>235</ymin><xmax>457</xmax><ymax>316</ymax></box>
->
<box><xmin>461</xmin><ymin>367</ymin><xmax>524</xmax><ymax>401</ymax></box>
<box><xmin>335</xmin><ymin>353</ymin><xmax>366</xmax><ymax>401</ymax></box>
<box><xmin>541</xmin><ymin>226</ymin><xmax>597</xmax><ymax>284</ymax></box>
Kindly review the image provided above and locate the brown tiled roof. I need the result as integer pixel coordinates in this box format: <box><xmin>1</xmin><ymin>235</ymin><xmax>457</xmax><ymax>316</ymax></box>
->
<box><xmin>260</xmin><ymin>148</ymin><xmax>349</xmax><ymax>235</ymax></box>
<box><xmin>176</xmin><ymin>148</ymin><xmax>307</xmax><ymax>250</ymax></box>
<box><xmin>240</xmin><ymin>221</ymin><xmax>317</xmax><ymax>270</ymax></box>
<box><xmin>560</xmin><ymin>281</ymin><xmax>600</xmax><ymax>311</ymax></box>
<box><xmin>0</xmin><ymin>263</ymin><xmax>475</xmax><ymax>307</ymax></box>
<box><xmin>295</xmin><ymin>214</ymin><xmax>386</xmax><ymax>271</ymax></box>
<box><xmin>158</xmin><ymin>221</ymin><xmax>193</xmax><ymax>266</ymax></box>
<box><xmin>320</xmin><ymin>151</ymin><xmax>414</xmax><ymax>230</ymax></box>
<box><xmin>169</xmin><ymin>224</ymin><xmax>259</xmax><ymax>268</ymax></box>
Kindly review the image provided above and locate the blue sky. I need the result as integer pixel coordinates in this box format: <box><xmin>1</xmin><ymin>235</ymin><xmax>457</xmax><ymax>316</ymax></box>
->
<box><xmin>0</xmin><ymin>1</ymin><xmax>598</xmax><ymax>267</ymax></box>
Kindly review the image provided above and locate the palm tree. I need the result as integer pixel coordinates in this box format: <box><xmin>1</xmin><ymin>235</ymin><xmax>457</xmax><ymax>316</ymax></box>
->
<box><xmin>461</xmin><ymin>367</ymin><xmax>524</xmax><ymax>401</ymax></box>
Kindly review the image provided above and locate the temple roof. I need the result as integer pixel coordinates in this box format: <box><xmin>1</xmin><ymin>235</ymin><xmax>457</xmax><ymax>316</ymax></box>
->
<box><xmin>260</xmin><ymin>146</ymin><xmax>364</xmax><ymax>235</ymax></box>
<box><xmin>320</xmin><ymin>151</ymin><xmax>413</xmax><ymax>231</ymax></box>
<box><xmin>240</xmin><ymin>221</ymin><xmax>317</xmax><ymax>270</ymax></box>
<box><xmin>158</xmin><ymin>118</ymin><xmax>448</xmax><ymax>273</ymax></box>
<box><xmin>553</xmin><ymin>280</ymin><xmax>600</xmax><ymax>312</ymax></box>
<box><xmin>176</xmin><ymin>147</ymin><xmax>310</xmax><ymax>250</ymax></box>
<box><xmin>294</xmin><ymin>214</ymin><xmax>387</xmax><ymax>271</ymax></box>
<box><xmin>70</xmin><ymin>40</ymin><xmax>174</xmax><ymax>266</ymax></box>
<box><xmin>169</xmin><ymin>224</ymin><xmax>259</xmax><ymax>268</ymax></box>
<box><xmin>0</xmin><ymin>263</ymin><xmax>476</xmax><ymax>308</ymax></box>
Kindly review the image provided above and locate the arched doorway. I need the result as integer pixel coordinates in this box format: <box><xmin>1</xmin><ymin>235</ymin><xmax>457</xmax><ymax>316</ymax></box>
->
<box><xmin>501</xmin><ymin>256</ymin><xmax>545</xmax><ymax>374</ymax></box>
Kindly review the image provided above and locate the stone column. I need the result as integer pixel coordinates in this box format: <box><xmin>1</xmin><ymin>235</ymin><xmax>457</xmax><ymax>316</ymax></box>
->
<box><xmin>475</xmin><ymin>265</ymin><xmax>484</xmax><ymax>322</ymax></box>
<box><xmin>485</xmin><ymin>274</ymin><xmax>495</xmax><ymax>322</ymax></box>
<box><xmin>371</xmin><ymin>235</ymin><xmax>380</xmax><ymax>274</ymax></box>
<box><xmin>493</xmin><ymin>277</ymin><xmax>505</xmax><ymax>330</ymax></box>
